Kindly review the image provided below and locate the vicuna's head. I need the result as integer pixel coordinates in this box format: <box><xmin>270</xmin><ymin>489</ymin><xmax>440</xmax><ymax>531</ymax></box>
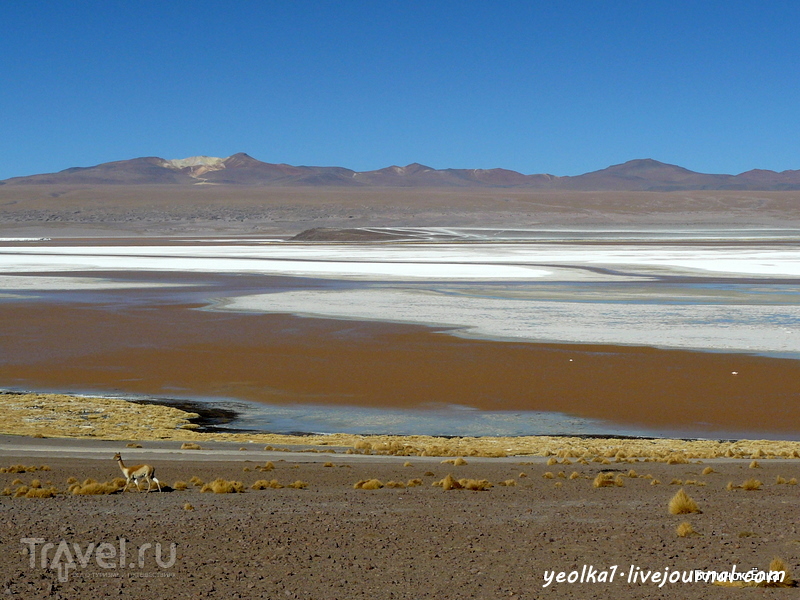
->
<box><xmin>113</xmin><ymin>453</ymin><xmax>122</xmax><ymax>461</ymax></box>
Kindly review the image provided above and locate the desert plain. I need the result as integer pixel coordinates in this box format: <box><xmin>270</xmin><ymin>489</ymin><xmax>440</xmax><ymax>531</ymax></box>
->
<box><xmin>2</xmin><ymin>184</ymin><xmax>800</xmax><ymax>598</ymax></box>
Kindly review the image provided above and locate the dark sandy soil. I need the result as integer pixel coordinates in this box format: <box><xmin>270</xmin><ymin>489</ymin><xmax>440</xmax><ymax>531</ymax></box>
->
<box><xmin>2</xmin><ymin>185</ymin><xmax>800</xmax><ymax>237</ymax></box>
<box><xmin>1</xmin><ymin>440</ymin><xmax>800</xmax><ymax>599</ymax></box>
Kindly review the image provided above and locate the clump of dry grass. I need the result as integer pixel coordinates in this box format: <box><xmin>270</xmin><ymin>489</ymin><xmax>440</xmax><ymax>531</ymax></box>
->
<box><xmin>676</xmin><ymin>521</ymin><xmax>700</xmax><ymax>537</ymax></box>
<box><xmin>554</xmin><ymin>481</ymin><xmax>563</xmax><ymax>488</ymax></box>
<box><xmin>666</xmin><ymin>453</ymin><xmax>689</xmax><ymax>465</ymax></box>
<box><xmin>423</xmin><ymin>471</ymin><xmax>435</xmax><ymax>477</ymax></box>
<box><xmin>749</xmin><ymin>460</ymin><xmax>761</xmax><ymax>469</ymax></box>
<box><xmin>569</xmin><ymin>471</ymin><xmax>581</xmax><ymax>480</ymax></box>
<box><xmin>181</xmin><ymin>442</ymin><xmax>202</xmax><ymax>450</ymax></box>
<box><xmin>789</xmin><ymin>478</ymin><xmax>798</xmax><ymax>485</ymax></box>
<box><xmin>518</xmin><ymin>472</ymin><xmax>527</xmax><ymax>478</ymax></box>
<box><xmin>354</xmin><ymin>479</ymin><xmax>384</xmax><ymax>490</ymax></box>
<box><xmin>726</xmin><ymin>481</ymin><xmax>737</xmax><ymax>490</ymax></box>
<box><xmin>1</xmin><ymin>465</ymin><xmax>39</xmax><ymax>474</ymax></box>
<box><xmin>440</xmin><ymin>457</ymin><xmax>468</xmax><ymax>466</ymax></box>
<box><xmin>546</xmin><ymin>457</ymin><xmax>558</xmax><ymax>466</ymax></box>
<box><xmin>542</xmin><ymin>472</ymin><xmax>554</xmax><ymax>479</ymax></box>
<box><xmin>668</xmin><ymin>488</ymin><xmax>701</xmax><ymax>514</ymax></box>
<box><xmin>66</xmin><ymin>477</ymin><xmax>78</xmax><ymax>484</ymax></box>
<box><xmin>651</xmin><ymin>479</ymin><xmax>661</xmax><ymax>485</ymax></box>
<box><xmin>627</xmin><ymin>469</ymin><xmax>638</xmax><ymax>478</ymax></box>
<box><xmin>714</xmin><ymin>557</ymin><xmax>796</xmax><ymax>588</ymax></box>
<box><xmin>557</xmin><ymin>471</ymin><xmax>566</xmax><ymax>479</ymax></box>
<box><xmin>71</xmin><ymin>480</ymin><xmax>122</xmax><ymax>495</ymax></box>
<box><xmin>252</xmin><ymin>479</ymin><xmax>283</xmax><ymax>490</ymax></box>
<box><xmin>126</xmin><ymin>443</ymin><xmax>142</xmax><ymax>448</ymax></box>
<box><xmin>403</xmin><ymin>461</ymin><xmax>413</xmax><ymax>467</ymax></box>
<box><xmin>287</xmin><ymin>480</ymin><xmax>307</xmax><ymax>489</ymax></box>
<box><xmin>189</xmin><ymin>476</ymin><xmax>204</xmax><ymax>486</ymax></box>
<box><xmin>25</xmin><ymin>487</ymin><xmax>58</xmax><ymax>499</ymax></box>
<box><xmin>201</xmin><ymin>479</ymin><xmax>245</xmax><ymax>493</ymax></box>
<box><xmin>406</xmin><ymin>479</ymin><xmax>423</xmax><ymax>487</ymax></box>
<box><xmin>670</xmin><ymin>478</ymin><xmax>683</xmax><ymax>485</ymax></box>
<box><xmin>497</xmin><ymin>479</ymin><xmax>517</xmax><ymax>487</ymax></box>
<box><xmin>614</xmin><ymin>474</ymin><xmax>625</xmax><ymax>487</ymax></box>
<box><xmin>11</xmin><ymin>478</ymin><xmax>23</xmax><ymax>486</ymax></box>
<box><xmin>386</xmin><ymin>481</ymin><xmax>406</xmax><ymax>488</ymax></box>
<box><xmin>592</xmin><ymin>473</ymin><xmax>615</xmax><ymax>488</ymax></box>
<box><xmin>255</xmin><ymin>462</ymin><xmax>275</xmax><ymax>472</ymax></box>
<box><xmin>183</xmin><ymin>503</ymin><xmax>194</xmax><ymax>511</ymax></box>
<box><xmin>701</xmin><ymin>467</ymin><xmax>716</xmax><ymax>475</ymax></box>
<box><xmin>459</xmin><ymin>478</ymin><xmax>492</xmax><ymax>491</ymax></box>
<box><xmin>776</xmin><ymin>476</ymin><xmax>787</xmax><ymax>485</ymax></box>
<box><xmin>741</xmin><ymin>478</ymin><xmax>762</xmax><ymax>491</ymax></box>
<box><xmin>172</xmin><ymin>481</ymin><xmax>188</xmax><ymax>491</ymax></box>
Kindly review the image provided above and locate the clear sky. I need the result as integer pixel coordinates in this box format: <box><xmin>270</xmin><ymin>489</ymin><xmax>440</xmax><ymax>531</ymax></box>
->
<box><xmin>2</xmin><ymin>1</ymin><xmax>799</xmax><ymax>180</ymax></box>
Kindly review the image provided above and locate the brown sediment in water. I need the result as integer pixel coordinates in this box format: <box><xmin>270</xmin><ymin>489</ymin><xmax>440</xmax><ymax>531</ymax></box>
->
<box><xmin>1</xmin><ymin>302</ymin><xmax>799</xmax><ymax>435</ymax></box>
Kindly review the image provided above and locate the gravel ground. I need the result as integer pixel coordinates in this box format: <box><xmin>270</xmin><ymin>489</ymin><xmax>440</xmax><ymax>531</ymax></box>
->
<box><xmin>1</xmin><ymin>445</ymin><xmax>799</xmax><ymax>599</ymax></box>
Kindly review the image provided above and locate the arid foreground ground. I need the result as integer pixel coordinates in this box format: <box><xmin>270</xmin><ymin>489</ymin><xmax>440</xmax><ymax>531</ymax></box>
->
<box><xmin>2</xmin><ymin>434</ymin><xmax>800</xmax><ymax>600</ymax></box>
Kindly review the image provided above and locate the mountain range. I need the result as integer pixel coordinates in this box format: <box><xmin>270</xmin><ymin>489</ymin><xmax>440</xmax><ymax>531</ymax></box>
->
<box><xmin>3</xmin><ymin>154</ymin><xmax>800</xmax><ymax>191</ymax></box>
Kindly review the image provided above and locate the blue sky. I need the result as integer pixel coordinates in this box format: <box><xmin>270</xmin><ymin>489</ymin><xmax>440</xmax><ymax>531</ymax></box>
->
<box><xmin>2</xmin><ymin>2</ymin><xmax>799</xmax><ymax>179</ymax></box>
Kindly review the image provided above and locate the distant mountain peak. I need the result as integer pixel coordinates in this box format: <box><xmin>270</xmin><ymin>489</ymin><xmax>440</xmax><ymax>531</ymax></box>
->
<box><xmin>2</xmin><ymin>155</ymin><xmax>799</xmax><ymax>191</ymax></box>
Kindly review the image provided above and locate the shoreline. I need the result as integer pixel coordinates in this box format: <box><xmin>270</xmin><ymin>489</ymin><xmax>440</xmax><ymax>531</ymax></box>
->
<box><xmin>4</xmin><ymin>390</ymin><xmax>800</xmax><ymax>459</ymax></box>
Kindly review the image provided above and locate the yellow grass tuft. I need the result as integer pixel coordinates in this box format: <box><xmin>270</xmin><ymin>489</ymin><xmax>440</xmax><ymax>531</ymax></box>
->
<box><xmin>406</xmin><ymin>479</ymin><xmax>423</xmax><ymax>487</ymax></box>
<box><xmin>25</xmin><ymin>487</ymin><xmax>57</xmax><ymax>499</ymax></box>
<box><xmin>423</xmin><ymin>471</ymin><xmax>435</xmax><ymax>477</ymax></box>
<box><xmin>726</xmin><ymin>481</ymin><xmax>737</xmax><ymax>490</ymax></box>
<box><xmin>776</xmin><ymin>475</ymin><xmax>787</xmax><ymax>485</ymax></box>
<box><xmin>789</xmin><ymin>478</ymin><xmax>798</xmax><ymax>485</ymax></box>
<box><xmin>666</xmin><ymin>453</ymin><xmax>689</xmax><ymax>465</ymax></box>
<box><xmin>287</xmin><ymin>480</ymin><xmax>308</xmax><ymax>489</ymax></box>
<box><xmin>11</xmin><ymin>478</ymin><xmax>23</xmax><ymax>486</ymax></box>
<box><xmin>183</xmin><ymin>503</ymin><xmax>194</xmax><ymax>511</ymax></box>
<box><xmin>385</xmin><ymin>481</ymin><xmax>406</xmax><ymax>488</ymax></box>
<box><xmin>439</xmin><ymin>474</ymin><xmax>461</xmax><ymax>490</ymax></box>
<box><xmin>66</xmin><ymin>477</ymin><xmax>78</xmax><ymax>484</ymax></box>
<box><xmin>741</xmin><ymin>478</ymin><xmax>762</xmax><ymax>491</ymax></box>
<box><xmin>676</xmin><ymin>521</ymin><xmax>700</xmax><ymax>537</ymax></box>
<box><xmin>256</xmin><ymin>461</ymin><xmax>275</xmax><ymax>472</ymax></box>
<box><xmin>403</xmin><ymin>461</ymin><xmax>413</xmax><ymax>467</ymax></box>
<box><xmin>201</xmin><ymin>479</ymin><xmax>245</xmax><ymax>493</ymax></box>
<box><xmin>668</xmin><ymin>488</ymin><xmax>701</xmax><ymax>514</ymax></box>
<box><xmin>554</xmin><ymin>481</ymin><xmax>563</xmax><ymax>488</ymax></box>
<box><xmin>593</xmin><ymin>473</ymin><xmax>615</xmax><ymax>488</ymax></box>
<box><xmin>251</xmin><ymin>479</ymin><xmax>283</xmax><ymax>490</ymax></box>
<box><xmin>71</xmin><ymin>481</ymin><xmax>121</xmax><ymax>495</ymax></box>
<box><xmin>497</xmin><ymin>479</ymin><xmax>517</xmax><ymax>487</ymax></box>
<box><xmin>569</xmin><ymin>471</ymin><xmax>581</xmax><ymax>480</ymax></box>
<box><xmin>701</xmin><ymin>467</ymin><xmax>715</xmax><ymax>475</ymax></box>
<box><xmin>172</xmin><ymin>481</ymin><xmax>188</xmax><ymax>491</ymax></box>
<box><xmin>190</xmin><ymin>476</ymin><xmax>204</xmax><ymax>486</ymax></box>
<box><xmin>126</xmin><ymin>443</ymin><xmax>142</xmax><ymax>448</ymax></box>
<box><xmin>547</xmin><ymin>457</ymin><xmax>558</xmax><ymax>466</ymax></box>
<box><xmin>651</xmin><ymin>479</ymin><xmax>661</xmax><ymax>485</ymax></box>
<box><xmin>354</xmin><ymin>479</ymin><xmax>384</xmax><ymax>490</ymax></box>
<box><xmin>766</xmin><ymin>557</ymin><xmax>795</xmax><ymax>587</ymax></box>
<box><xmin>749</xmin><ymin>460</ymin><xmax>761</xmax><ymax>469</ymax></box>
<box><xmin>459</xmin><ymin>478</ymin><xmax>492</xmax><ymax>491</ymax></box>
<box><xmin>542</xmin><ymin>472</ymin><xmax>554</xmax><ymax>479</ymax></box>
<box><xmin>440</xmin><ymin>457</ymin><xmax>468</xmax><ymax>466</ymax></box>
<box><xmin>322</xmin><ymin>462</ymin><xmax>334</xmax><ymax>467</ymax></box>
<box><xmin>181</xmin><ymin>442</ymin><xmax>202</xmax><ymax>450</ymax></box>
<box><xmin>627</xmin><ymin>469</ymin><xmax>638</xmax><ymax>478</ymax></box>
<box><xmin>29</xmin><ymin>479</ymin><xmax>41</xmax><ymax>489</ymax></box>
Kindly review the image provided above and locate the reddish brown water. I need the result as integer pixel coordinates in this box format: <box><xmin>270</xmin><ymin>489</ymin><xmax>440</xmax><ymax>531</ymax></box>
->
<box><xmin>1</xmin><ymin>301</ymin><xmax>799</xmax><ymax>436</ymax></box>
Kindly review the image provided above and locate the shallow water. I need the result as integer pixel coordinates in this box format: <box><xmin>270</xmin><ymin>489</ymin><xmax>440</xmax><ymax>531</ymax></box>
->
<box><xmin>1</xmin><ymin>230</ymin><xmax>799</xmax><ymax>439</ymax></box>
